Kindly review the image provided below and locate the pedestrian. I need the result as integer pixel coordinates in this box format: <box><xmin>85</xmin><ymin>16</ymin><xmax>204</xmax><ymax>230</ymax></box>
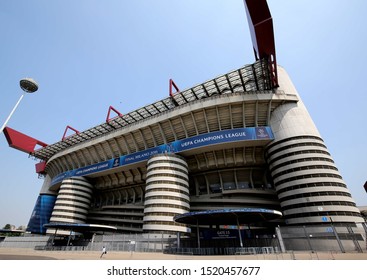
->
<box><xmin>100</xmin><ymin>246</ymin><xmax>107</xmax><ymax>258</ymax></box>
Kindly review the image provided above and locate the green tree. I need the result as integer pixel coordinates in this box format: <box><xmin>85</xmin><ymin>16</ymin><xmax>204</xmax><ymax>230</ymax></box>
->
<box><xmin>1</xmin><ymin>224</ymin><xmax>21</xmax><ymax>236</ymax></box>
<box><xmin>3</xmin><ymin>224</ymin><xmax>14</xmax><ymax>230</ymax></box>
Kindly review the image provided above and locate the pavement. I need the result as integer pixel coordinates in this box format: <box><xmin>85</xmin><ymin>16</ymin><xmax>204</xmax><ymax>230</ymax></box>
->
<box><xmin>1</xmin><ymin>247</ymin><xmax>367</xmax><ymax>260</ymax></box>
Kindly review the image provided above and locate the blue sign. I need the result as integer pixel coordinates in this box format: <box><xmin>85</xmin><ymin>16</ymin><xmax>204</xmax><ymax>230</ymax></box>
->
<box><xmin>51</xmin><ymin>127</ymin><xmax>274</xmax><ymax>186</ymax></box>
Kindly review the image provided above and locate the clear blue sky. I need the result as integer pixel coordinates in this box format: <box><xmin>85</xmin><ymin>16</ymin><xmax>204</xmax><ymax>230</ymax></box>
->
<box><xmin>1</xmin><ymin>0</ymin><xmax>366</xmax><ymax>228</ymax></box>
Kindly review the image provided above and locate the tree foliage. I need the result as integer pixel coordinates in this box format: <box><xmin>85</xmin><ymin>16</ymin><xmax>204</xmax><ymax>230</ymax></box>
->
<box><xmin>3</xmin><ymin>224</ymin><xmax>14</xmax><ymax>230</ymax></box>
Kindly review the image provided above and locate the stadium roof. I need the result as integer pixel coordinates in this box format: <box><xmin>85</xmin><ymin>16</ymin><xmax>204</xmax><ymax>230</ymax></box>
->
<box><xmin>31</xmin><ymin>59</ymin><xmax>272</xmax><ymax>161</ymax></box>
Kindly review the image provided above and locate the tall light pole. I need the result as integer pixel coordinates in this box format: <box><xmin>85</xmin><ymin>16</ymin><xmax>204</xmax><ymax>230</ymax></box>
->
<box><xmin>0</xmin><ymin>78</ymin><xmax>38</xmax><ymax>134</ymax></box>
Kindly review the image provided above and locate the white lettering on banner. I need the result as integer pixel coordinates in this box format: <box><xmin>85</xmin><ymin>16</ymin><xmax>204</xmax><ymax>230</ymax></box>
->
<box><xmin>217</xmin><ymin>230</ymin><xmax>230</xmax><ymax>236</ymax></box>
<box><xmin>76</xmin><ymin>166</ymin><xmax>97</xmax><ymax>175</ymax></box>
<box><xmin>180</xmin><ymin>141</ymin><xmax>193</xmax><ymax>148</ymax></box>
<box><xmin>180</xmin><ymin>135</ymin><xmax>225</xmax><ymax>148</ymax></box>
<box><xmin>194</xmin><ymin>135</ymin><xmax>224</xmax><ymax>144</ymax></box>
<box><xmin>126</xmin><ymin>150</ymin><xmax>159</xmax><ymax>162</ymax></box>
<box><xmin>149</xmin><ymin>150</ymin><xmax>158</xmax><ymax>156</ymax></box>
<box><xmin>97</xmin><ymin>163</ymin><xmax>109</xmax><ymax>170</ymax></box>
<box><xmin>224</xmin><ymin>132</ymin><xmax>246</xmax><ymax>138</ymax></box>
<box><xmin>125</xmin><ymin>156</ymin><xmax>135</xmax><ymax>162</ymax></box>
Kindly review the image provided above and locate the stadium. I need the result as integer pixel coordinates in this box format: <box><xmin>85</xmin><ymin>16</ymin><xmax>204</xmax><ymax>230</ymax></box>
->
<box><xmin>3</xmin><ymin>0</ymin><xmax>366</xmax><ymax>254</ymax></box>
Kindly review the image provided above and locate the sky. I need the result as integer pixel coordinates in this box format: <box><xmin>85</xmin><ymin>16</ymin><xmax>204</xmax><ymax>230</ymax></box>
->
<box><xmin>0</xmin><ymin>0</ymin><xmax>366</xmax><ymax>228</ymax></box>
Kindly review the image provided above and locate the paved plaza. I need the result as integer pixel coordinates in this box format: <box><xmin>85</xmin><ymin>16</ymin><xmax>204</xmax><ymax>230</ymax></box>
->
<box><xmin>0</xmin><ymin>248</ymin><xmax>367</xmax><ymax>260</ymax></box>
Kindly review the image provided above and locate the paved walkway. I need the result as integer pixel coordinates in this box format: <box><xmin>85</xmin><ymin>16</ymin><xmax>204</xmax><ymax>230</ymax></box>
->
<box><xmin>1</xmin><ymin>248</ymin><xmax>367</xmax><ymax>260</ymax></box>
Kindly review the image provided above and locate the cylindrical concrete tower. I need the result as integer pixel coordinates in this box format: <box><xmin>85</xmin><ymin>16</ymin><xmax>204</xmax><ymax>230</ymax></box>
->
<box><xmin>48</xmin><ymin>177</ymin><xmax>93</xmax><ymax>225</ymax></box>
<box><xmin>143</xmin><ymin>154</ymin><xmax>190</xmax><ymax>234</ymax></box>
<box><xmin>266</xmin><ymin>66</ymin><xmax>363</xmax><ymax>225</ymax></box>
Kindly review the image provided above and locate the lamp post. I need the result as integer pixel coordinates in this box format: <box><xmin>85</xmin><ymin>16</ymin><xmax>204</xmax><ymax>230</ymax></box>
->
<box><xmin>0</xmin><ymin>78</ymin><xmax>38</xmax><ymax>134</ymax></box>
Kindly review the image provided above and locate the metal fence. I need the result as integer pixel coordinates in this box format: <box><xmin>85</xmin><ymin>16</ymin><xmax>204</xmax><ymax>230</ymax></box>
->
<box><xmin>34</xmin><ymin>233</ymin><xmax>178</xmax><ymax>253</ymax></box>
<box><xmin>0</xmin><ymin>236</ymin><xmax>50</xmax><ymax>249</ymax></box>
<box><xmin>2</xmin><ymin>223</ymin><xmax>366</xmax><ymax>255</ymax></box>
<box><xmin>165</xmin><ymin>246</ymin><xmax>279</xmax><ymax>256</ymax></box>
<box><xmin>276</xmin><ymin>223</ymin><xmax>367</xmax><ymax>253</ymax></box>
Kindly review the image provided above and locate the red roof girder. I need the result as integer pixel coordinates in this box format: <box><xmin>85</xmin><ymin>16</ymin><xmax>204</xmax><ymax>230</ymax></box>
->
<box><xmin>3</xmin><ymin>127</ymin><xmax>48</xmax><ymax>154</ymax></box>
<box><xmin>244</xmin><ymin>0</ymin><xmax>278</xmax><ymax>87</ymax></box>
<box><xmin>62</xmin><ymin>125</ymin><xmax>80</xmax><ymax>141</ymax></box>
<box><xmin>106</xmin><ymin>105</ymin><xmax>123</xmax><ymax>123</ymax></box>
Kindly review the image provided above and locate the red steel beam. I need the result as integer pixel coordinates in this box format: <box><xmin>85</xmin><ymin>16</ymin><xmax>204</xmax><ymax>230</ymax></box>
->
<box><xmin>35</xmin><ymin>161</ymin><xmax>47</xmax><ymax>174</ymax></box>
<box><xmin>169</xmin><ymin>79</ymin><xmax>180</xmax><ymax>97</ymax></box>
<box><xmin>106</xmin><ymin>105</ymin><xmax>123</xmax><ymax>123</ymax></box>
<box><xmin>62</xmin><ymin>125</ymin><xmax>79</xmax><ymax>141</ymax></box>
<box><xmin>244</xmin><ymin>0</ymin><xmax>278</xmax><ymax>87</ymax></box>
<box><xmin>3</xmin><ymin>127</ymin><xmax>48</xmax><ymax>154</ymax></box>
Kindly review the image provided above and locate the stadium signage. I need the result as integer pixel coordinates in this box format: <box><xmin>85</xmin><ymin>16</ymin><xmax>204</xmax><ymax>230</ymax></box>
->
<box><xmin>51</xmin><ymin>127</ymin><xmax>273</xmax><ymax>186</ymax></box>
<box><xmin>201</xmin><ymin>229</ymin><xmax>245</xmax><ymax>240</ymax></box>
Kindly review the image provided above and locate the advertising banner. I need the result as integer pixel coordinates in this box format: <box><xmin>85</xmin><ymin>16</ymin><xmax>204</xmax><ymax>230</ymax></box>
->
<box><xmin>51</xmin><ymin>127</ymin><xmax>273</xmax><ymax>186</ymax></box>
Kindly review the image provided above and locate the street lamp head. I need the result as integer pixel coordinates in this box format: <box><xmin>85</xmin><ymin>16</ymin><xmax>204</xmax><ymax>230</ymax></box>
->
<box><xmin>20</xmin><ymin>78</ymin><xmax>38</xmax><ymax>93</ymax></box>
<box><xmin>0</xmin><ymin>78</ymin><xmax>38</xmax><ymax>134</ymax></box>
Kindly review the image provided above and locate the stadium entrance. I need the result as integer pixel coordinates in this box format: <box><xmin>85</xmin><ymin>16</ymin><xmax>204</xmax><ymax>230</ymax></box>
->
<box><xmin>170</xmin><ymin>208</ymin><xmax>283</xmax><ymax>255</ymax></box>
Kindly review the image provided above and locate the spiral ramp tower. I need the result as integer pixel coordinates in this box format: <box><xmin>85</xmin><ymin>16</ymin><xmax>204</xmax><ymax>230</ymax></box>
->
<box><xmin>46</xmin><ymin>177</ymin><xmax>93</xmax><ymax>234</ymax></box>
<box><xmin>143</xmin><ymin>154</ymin><xmax>190</xmax><ymax>234</ymax></box>
<box><xmin>266</xmin><ymin>67</ymin><xmax>364</xmax><ymax>226</ymax></box>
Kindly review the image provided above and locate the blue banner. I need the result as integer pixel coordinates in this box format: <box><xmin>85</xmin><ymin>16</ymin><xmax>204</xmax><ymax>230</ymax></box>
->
<box><xmin>51</xmin><ymin>127</ymin><xmax>273</xmax><ymax>186</ymax></box>
<box><xmin>26</xmin><ymin>194</ymin><xmax>57</xmax><ymax>234</ymax></box>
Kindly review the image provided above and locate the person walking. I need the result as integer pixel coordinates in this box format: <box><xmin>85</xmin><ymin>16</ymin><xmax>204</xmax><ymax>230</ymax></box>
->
<box><xmin>100</xmin><ymin>246</ymin><xmax>107</xmax><ymax>258</ymax></box>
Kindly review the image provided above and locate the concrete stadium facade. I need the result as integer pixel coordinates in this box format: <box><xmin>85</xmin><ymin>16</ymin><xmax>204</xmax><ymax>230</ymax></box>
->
<box><xmin>3</xmin><ymin>0</ymin><xmax>363</xmax><ymax>252</ymax></box>
<box><xmin>25</xmin><ymin>61</ymin><xmax>364</xmax><ymax>242</ymax></box>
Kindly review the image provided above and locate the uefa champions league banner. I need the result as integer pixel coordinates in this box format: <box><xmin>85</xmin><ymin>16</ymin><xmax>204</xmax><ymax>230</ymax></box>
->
<box><xmin>51</xmin><ymin>127</ymin><xmax>273</xmax><ymax>186</ymax></box>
